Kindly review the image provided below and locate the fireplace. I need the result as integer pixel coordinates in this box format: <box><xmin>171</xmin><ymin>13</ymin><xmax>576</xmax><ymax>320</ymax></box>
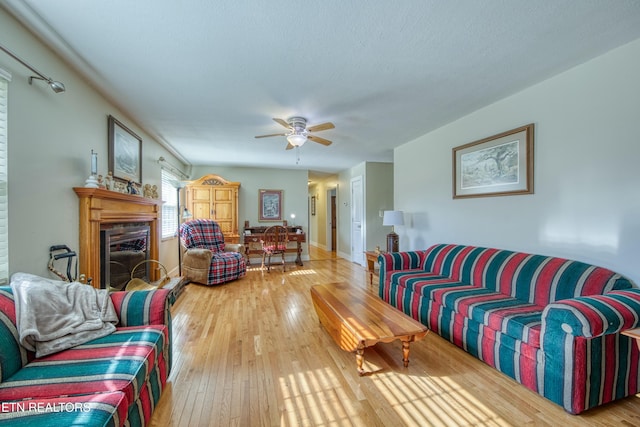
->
<box><xmin>74</xmin><ymin>188</ymin><xmax>162</xmax><ymax>289</ymax></box>
<box><xmin>100</xmin><ymin>225</ymin><xmax>150</xmax><ymax>290</ymax></box>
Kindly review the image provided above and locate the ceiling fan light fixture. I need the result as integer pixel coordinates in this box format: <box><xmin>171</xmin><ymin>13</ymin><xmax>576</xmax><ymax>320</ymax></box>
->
<box><xmin>287</xmin><ymin>133</ymin><xmax>307</xmax><ymax>147</ymax></box>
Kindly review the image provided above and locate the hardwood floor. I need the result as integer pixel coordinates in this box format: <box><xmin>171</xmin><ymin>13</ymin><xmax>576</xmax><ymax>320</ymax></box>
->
<box><xmin>150</xmin><ymin>247</ymin><xmax>640</xmax><ymax>426</ymax></box>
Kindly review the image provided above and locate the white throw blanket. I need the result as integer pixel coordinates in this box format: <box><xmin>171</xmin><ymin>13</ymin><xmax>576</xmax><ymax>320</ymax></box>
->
<box><xmin>10</xmin><ymin>272</ymin><xmax>118</xmax><ymax>358</ymax></box>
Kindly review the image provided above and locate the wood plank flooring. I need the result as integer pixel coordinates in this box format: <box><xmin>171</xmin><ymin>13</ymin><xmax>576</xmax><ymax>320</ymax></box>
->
<box><xmin>149</xmin><ymin>247</ymin><xmax>640</xmax><ymax>426</ymax></box>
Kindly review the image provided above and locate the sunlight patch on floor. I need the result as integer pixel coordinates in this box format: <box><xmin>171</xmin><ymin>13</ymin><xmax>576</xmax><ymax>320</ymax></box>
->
<box><xmin>288</xmin><ymin>269</ymin><xmax>318</xmax><ymax>276</ymax></box>
<box><xmin>279</xmin><ymin>366</ymin><xmax>359</xmax><ymax>427</ymax></box>
<box><xmin>373</xmin><ymin>372</ymin><xmax>511</xmax><ymax>427</ymax></box>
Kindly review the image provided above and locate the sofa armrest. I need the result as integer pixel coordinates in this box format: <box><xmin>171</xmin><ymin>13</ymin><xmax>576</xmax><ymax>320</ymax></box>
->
<box><xmin>224</xmin><ymin>243</ymin><xmax>243</xmax><ymax>253</ymax></box>
<box><xmin>109</xmin><ymin>288</ymin><xmax>171</xmax><ymax>327</ymax></box>
<box><xmin>379</xmin><ymin>251</ymin><xmax>426</xmax><ymax>272</ymax></box>
<box><xmin>183</xmin><ymin>248</ymin><xmax>213</xmax><ymax>284</ymax></box>
<box><xmin>541</xmin><ymin>288</ymin><xmax>640</xmax><ymax>338</ymax></box>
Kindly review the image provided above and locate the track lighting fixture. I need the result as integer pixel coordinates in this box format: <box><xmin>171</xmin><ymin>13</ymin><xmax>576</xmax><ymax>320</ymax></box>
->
<box><xmin>0</xmin><ymin>43</ymin><xmax>66</xmax><ymax>93</ymax></box>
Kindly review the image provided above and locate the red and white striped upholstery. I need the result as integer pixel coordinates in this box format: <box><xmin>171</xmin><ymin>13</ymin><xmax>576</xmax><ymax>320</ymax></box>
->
<box><xmin>0</xmin><ymin>286</ymin><xmax>171</xmax><ymax>427</ymax></box>
<box><xmin>379</xmin><ymin>244</ymin><xmax>640</xmax><ymax>414</ymax></box>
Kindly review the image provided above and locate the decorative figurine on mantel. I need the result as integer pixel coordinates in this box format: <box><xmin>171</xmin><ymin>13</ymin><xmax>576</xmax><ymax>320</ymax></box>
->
<box><xmin>113</xmin><ymin>181</ymin><xmax>126</xmax><ymax>193</ymax></box>
<box><xmin>143</xmin><ymin>184</ymin><xmax>152</xmax><ymax>198</ymax></box>
<box><xmin>97</xmin><ymin>175</ymin><xmax>106</xmax><ymax>189</ymax></box>
<box><xmin>105</xmin><ymin>171</ymin><xmax>113</xmax><ymax>190</ymax></box>
<box><xmin>127</xmin><ymin>180</ymin><xmax>139</xmax><ymax>195</ymax></box>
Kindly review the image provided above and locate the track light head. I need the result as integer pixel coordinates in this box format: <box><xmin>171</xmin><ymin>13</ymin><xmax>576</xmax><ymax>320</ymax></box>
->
<box><xmin>29</xmin><ymin>76</ymin><xmax>66</xmax><ymax>93</ymax></box>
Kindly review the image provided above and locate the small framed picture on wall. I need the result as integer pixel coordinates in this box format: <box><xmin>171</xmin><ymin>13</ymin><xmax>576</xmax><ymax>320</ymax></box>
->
<box><xmin>259</xmin><ymin>189</ymin><xmax>283</xmax><ymax>221</ymax></box>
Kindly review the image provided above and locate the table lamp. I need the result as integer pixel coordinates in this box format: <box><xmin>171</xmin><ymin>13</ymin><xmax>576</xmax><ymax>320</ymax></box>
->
<box><xmin>383</xmin><ymin>210</ymin><xmax>404</xmax><ymax>252</ymax></box>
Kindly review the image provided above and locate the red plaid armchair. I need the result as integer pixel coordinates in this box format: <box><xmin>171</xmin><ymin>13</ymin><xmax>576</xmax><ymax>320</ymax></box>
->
<box><xmin>179</xmin><ymin>219</ymin><xmax>246</xmax><ymax>286</ymax></box>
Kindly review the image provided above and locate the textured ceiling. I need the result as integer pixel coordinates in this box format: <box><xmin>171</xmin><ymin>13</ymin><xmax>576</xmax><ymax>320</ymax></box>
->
<box><xmin>4</xmin><ymin>0</ymin><xmax>640</xmax><ymax>176</ymax></box>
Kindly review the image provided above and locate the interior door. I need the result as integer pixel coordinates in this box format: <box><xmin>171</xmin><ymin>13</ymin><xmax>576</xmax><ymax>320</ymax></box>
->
<box><xmin>351</xmin><ymin>176</ymin><xmax>364</xmax><ymax>266</ymax></box>
<box><xmin>331</xmin><ymin>195</ymin><xmax>336</xmax><ymax>251</ymax></box>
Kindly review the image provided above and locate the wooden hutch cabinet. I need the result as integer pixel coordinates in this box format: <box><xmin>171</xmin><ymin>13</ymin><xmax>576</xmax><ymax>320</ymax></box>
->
<box><xmin>185</xmin><ymin>174</ymin><xmax>240</xmax><ymax>243</ymax></box>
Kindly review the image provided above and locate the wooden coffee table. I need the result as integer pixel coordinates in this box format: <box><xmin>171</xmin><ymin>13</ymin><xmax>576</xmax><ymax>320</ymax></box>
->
<box><xmin>310</xmin><ymin>282</ymin><xmax>429</xmax><ymax>375</ymax></box>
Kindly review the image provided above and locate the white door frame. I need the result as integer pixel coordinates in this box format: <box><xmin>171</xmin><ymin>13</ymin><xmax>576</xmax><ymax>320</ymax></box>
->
<box><xmin>350</xmin><ymin>176</ymin><xmax>364</xmax><ymax>266</ymax></box>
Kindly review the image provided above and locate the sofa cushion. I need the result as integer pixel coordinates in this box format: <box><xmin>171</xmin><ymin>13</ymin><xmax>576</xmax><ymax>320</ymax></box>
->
<box><xmin>432</xmin><ymin>286</ymin><xmax>543</xmax><ymax>347</ymax></box>
<box><xmin>390</xmin><ymin>271</ymin><xmax>468</xmax><ymax>298</ymax></box>
<box><xmin>0</xmin><ymin>325</ymin><xmax>166</xmax><ymax>404</ymax></box>
<box><xmin>207</xmin><ymin>252</ymin><xmax>246</xmax><ymax>285</ymax></box>
<box><xmin>421</xmin><ymin>244</ymin><xmax>634</xmax><ymax>306</ymax></box>
<box><xmin>180</xmin><ymin>219</ymin><xmax>226</xmax><ymax>252</ymax></box>
<box><xmin>0</xmin><ymin>288</ymin><xmax>28</xmax><ymax>382</ymax></box>
<box><xmin>0</xmin><ymin>391</ymin><xmax>128</xmax><ymax>427</ymax></box>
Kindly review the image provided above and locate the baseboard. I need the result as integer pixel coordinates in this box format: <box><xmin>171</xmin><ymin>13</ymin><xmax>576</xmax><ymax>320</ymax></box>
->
<box><xmin>167</xmin><ymin>265</ymin><xmax>179</xmax><ymax>277</ymax></box>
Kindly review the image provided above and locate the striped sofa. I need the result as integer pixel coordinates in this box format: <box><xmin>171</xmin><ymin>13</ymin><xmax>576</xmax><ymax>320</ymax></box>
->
<box><xmin>379</xmin><ymin>243</ymin><xmax>640</xmax><ymax>414</ymax></box>
<box><xmin>0</xmin><ymin>287</ymin><xmax>172</xmax><ymax>426</ymax></box>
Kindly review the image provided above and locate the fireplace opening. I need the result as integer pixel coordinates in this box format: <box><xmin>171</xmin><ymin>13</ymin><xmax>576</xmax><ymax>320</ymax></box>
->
<box><xmin>100</xmin><ymin>225</ymin><xmax>150</xmax><ymax>290</ymax></box>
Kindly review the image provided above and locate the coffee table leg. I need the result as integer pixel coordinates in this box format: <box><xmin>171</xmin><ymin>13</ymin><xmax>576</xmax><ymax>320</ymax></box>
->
<box><xmin>356</xmin><ymin>343</ymin><xmax>365</xmax><ymax>376</ymax></box>
<box><xmin>402</xmin><ymin>340</ymin><xmax>411</xmax><ymax>367</ymax></box>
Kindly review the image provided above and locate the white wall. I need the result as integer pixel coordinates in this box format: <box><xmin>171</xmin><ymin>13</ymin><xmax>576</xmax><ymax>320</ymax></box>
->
<box><xmin>395</xmin><ymin>38</ymin><xmax>640</xmax><ymax>284</ymax></box>
<box><xmin>335</xmin><ymin>162</ymin><xmax>394</xmax><ymax>260</ymax></box>
<box><xmin>1</xmin><ymin>10</ymin><xmax>186</xmax><ymax>279</ymax></box>
<box><xmin>365</xmin><ymin>162</ymin><xmax>394</xmax><ymax>252</ymax></box>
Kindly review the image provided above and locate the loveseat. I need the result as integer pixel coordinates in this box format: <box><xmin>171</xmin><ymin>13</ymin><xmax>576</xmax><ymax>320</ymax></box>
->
<box><xmin>0</xmin><ymin>281</ymin><xmax>172</xmax><ymax>426</ymax></box>
<box><xmin>379</xmin><ymin>243</ymin><xmax>640</xmax><ymax>414</ymax></box>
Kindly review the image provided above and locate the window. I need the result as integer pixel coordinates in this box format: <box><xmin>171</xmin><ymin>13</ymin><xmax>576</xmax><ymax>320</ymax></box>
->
<box><xmin>161</xmin><ymin>169</ymin><xmax>179</xmax><ymax>239</ymax></box>
<box><xmin>0</xmin><ymin>69</ymin><xmax>11</xmax><ymax>284</ymax></box>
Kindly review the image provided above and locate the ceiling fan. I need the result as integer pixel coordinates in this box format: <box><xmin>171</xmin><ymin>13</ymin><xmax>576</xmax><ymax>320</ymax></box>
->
<box><xmin>255</xmin><ymin>117</ymin><xmax>334</xmax><ymax>150</ymax></box>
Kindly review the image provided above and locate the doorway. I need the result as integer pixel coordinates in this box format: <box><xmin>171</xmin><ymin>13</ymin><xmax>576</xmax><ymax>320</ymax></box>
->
<box><xmin>325</xmin><ymin>187</ymin><xmax>337</xmax><ymax>252</ymax></box>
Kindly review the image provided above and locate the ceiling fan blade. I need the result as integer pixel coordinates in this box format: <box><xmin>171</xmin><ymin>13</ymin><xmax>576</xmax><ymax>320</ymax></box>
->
<box><xmin>307</xmin><ymin>122</ymin><xmax>335</xmax><ymax>132</ymax></box>
<box><xmin>255</xmin><ymin>133</ymin><xmax>287</xmax><ymax>138</ymax></box>
<box><xmin>286</xmin><ymin>142</ymin><xmax>295</xmax><ymax>150</ymax></box>
<box><xmin>273</xmin><ymin>118</ymin><xmax>291</xmax><ymax>129</ymax></box>
<box><xmin>307</xmin><ymin>135</ymin><xmax>332</xmax><ymax>146</ymax></box>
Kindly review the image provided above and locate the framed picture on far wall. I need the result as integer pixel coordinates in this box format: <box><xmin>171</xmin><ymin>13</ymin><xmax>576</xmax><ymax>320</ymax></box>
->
<box><xmin>453</xmin><ymin>123</ymin><xmax>534</xmax><ymax>199</ymax></box>
<box><xmin>259</xmin><ymin>189</ymin><xmax>283</xmax><ymax>221</ymax></box>
<box><xmin>108</xmin><ymin>115</ymin><xmax>142</xmax><ymax>185</ymax></box>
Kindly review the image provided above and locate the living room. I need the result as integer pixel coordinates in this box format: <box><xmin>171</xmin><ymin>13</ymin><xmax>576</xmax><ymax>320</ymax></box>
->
<box><xmin>2</xmin><ymin>2</ymin><xmax>640</xmax><ymax>426</ymax></box>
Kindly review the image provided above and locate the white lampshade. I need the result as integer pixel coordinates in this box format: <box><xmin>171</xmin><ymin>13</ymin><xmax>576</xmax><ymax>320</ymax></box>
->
<box><xmin>383</xmin><ymin>210</ymin><xmax>404</xmax><ymax>227</ymax></box>
<box><xmin>287</xmin><ymin>133</ymin><xmax>307</xmax><ymax>147</ymax></box>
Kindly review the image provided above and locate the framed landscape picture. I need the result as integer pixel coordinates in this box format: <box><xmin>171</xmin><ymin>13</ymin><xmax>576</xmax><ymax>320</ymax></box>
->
<box><xmin>108</xmin><ymin>115</ymin><xmax>142</xmax><ymax>185</ymax></box>
<box><xmin>259</xmin><ymin>189</ymin><xmax>283</xmax><ymax>221</ymax></box>
<box><xmin>453</xmin><ymin>123</ymin><xmax>534</xmax><ymax>199</ymax></box>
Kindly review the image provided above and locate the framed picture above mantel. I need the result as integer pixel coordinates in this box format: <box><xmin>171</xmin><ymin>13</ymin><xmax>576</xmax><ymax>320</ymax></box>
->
<box><xmin>108</xmin><ymin>115</ymin><xmax>143</xmax><ymax>185</ymax></box>
<box><xmin>453</xmin><ymin>123</ymin><xmax>534</xmax><ymax>199</ymax></box>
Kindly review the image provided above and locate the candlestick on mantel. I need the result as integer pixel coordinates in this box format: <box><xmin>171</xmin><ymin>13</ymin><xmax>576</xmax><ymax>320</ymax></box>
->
<box><xmin>85</xmin><ymin>149</ymin><xmax>99</xmax><ymax>188</ymax></box>
<box><xmin>91</xmin><ymin>149</ymin><xmax>98</xmax><ymax>175</ymax></box>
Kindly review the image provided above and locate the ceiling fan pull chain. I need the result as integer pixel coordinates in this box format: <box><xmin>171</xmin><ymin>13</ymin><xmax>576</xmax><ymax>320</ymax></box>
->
<box><xmin>296</xmin><ymin>146</ymin><xmax>301</xmax><ymax>164</ymax></box>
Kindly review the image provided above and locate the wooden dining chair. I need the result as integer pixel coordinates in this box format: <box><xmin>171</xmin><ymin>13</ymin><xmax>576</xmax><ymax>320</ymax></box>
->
<box><xmin>260</xmin><ymin>225</ymin><xmax>289</xmax><ymax>272</ymax></box>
